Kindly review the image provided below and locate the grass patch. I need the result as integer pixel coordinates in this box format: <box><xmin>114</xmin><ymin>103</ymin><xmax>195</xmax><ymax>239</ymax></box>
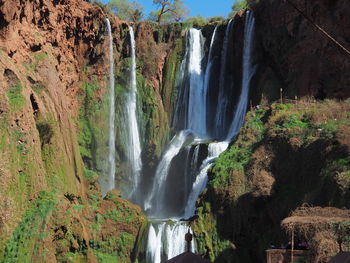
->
<box><xmin>6</xmin><ymin>81</ymin><xmax>25</xmax><ymax>112</ymax></box>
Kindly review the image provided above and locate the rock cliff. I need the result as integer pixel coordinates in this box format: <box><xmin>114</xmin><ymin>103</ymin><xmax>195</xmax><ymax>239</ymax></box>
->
<box><xmin>251</xmin><ymin>0</ymin><xmax>350</xmax><ymax>102</ymax></box>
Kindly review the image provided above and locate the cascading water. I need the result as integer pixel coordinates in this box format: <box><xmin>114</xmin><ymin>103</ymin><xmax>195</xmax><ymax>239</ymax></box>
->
<box><xmin>183</xmin><ymin>141</ymin><xmax>229</xmax><ymax>218</ymax></box>
<box><xmin>186</xmin><ymin>29</ymin><xmax>206</xmax><ymax>136</ymax></box>
<box><xmin>141</xmin><ymin>12</ymin><xmax>256</xmax><ymax>262</ymax></box>
<box><xmin>172</xmin><ymin>29</ymin><xmax>206</xmax><ymax>137</ymax></box>
<box><xmin>146</xmin><ymin>222</ymin><xmax>196</xmax><ymax>263</ymax></box>
<box><xmin>101</xmin><ymin>18</ymin><xmax>116</xmax><ymax>196</ymax></box>
<box><xmin>144</xmin><ymin>130</ymin><xmax>193</xmax><ymax>217</ymax></box>
<box><xmin>226</xmin><ymin>11</ymin><xmax>256</xmax><ymax>140</ymax></box>
<box><xmin>125</xmin><ymin>26</ymin><xmax>142</xmax><ymax>200</ymax></box>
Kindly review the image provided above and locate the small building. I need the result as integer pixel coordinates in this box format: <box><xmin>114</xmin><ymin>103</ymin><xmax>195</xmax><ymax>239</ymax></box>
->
<box><xmin>275</xmin><ymin>206</ymin><xmax>350</xmax><ymax>263</ymax></box>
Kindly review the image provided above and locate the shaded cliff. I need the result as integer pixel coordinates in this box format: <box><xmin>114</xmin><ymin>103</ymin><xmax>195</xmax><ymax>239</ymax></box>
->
<box><xmin>193</xmin><ymin>99</ymin><xmax>350</xmax><ymax>262</ymax></box>
<box><xmin>250</xmin><ymin>0</ymin><xmax>350</xmax><ymax>103</ymax></box>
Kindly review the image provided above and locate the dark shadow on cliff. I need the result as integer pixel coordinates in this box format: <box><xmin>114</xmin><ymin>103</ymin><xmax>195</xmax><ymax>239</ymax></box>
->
<box><xmin>207</xmin><ymin>136</ymin><xmax>350</xmax><ymax>262</ymax></box>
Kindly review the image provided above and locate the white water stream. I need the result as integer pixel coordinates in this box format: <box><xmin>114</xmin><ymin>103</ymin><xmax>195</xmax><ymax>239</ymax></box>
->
<box><xmin>146</xmin><ymin>222</ymin><xmax>196</xmax><ymax>263</ymax></box>
<box><xmin>125</xmin><ymin>26</ymin><xmax>142</xmax><ymax>199</ymax></box>
<box><xmin>144</xmin><ymin>130</ymin><xmax>193</xmax><ymax>216</ymax></box>
<box><xmin>226</xmin><ymin>11</ymin><xmax>256</xmax><ymax>140</ymax></box>
<box><xmin>102</xmin><ymin>18</ymin><xmax>116</xmax><ymax>196</ymax></box>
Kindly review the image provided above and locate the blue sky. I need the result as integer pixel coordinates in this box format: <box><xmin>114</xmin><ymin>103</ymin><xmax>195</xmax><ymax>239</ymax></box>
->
<box><xmin>101</xmin><ymin>0</ymin><xmax>234</xmax><ymax>18</ymax></box>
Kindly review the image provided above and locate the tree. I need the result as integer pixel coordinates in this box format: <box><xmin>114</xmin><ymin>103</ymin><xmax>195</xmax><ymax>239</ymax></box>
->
<box><xmin>107</xmin><ymin>0</ymin><xmax>144</xmax><ymax>22</ymax></box>
<box><xmin>229</xmin><ymin>0</ymin><xmax>248</xmax><ymax>17</ymax></box>
<box><xmin>207</xmin><ymin>16</ymin><xmax>225</xmax><ymax>23</ymax></box>
<box><xmin>232</xmin><ymin>0</ymin><xmax>248</xmax><ymax>11</ymax></box>
<box><xmin>184</xmin><ymin>16</ymin><xmax>207</xmax><ymax>27</ymax></box>
<box><xmin>151</xmin><ymin>0</ymin><xmax>189</xmax><ymax>24</ymax></box>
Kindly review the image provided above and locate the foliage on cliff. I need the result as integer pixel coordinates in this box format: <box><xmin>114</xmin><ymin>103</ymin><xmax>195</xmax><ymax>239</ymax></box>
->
<box><xmin>194</xmin><ymin>99</ymin><xmax>350</xmax><ymax>262</ymax></box>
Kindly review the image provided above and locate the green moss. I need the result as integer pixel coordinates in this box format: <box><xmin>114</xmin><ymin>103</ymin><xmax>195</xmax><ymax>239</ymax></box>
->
<box><xmin>1</xmin><ymin>191</ymin><xmax>56</xmax><ymax>262</ymax></box>
<box><xmin>6</xmin><ymin>81</ymin><xmax>25</xmax><ymax>111</ymax></box>
<box><xmin>83</xmin><ymin>168</ymin><xmax>99</xmax><ymax>184</ymax></box>
<box><xmin>162</xmin><ymin>38</ymin><xmax>185</xmax><ymax>120</ymax></box>
<box><xmin>77</xmin><ymin>81</ymin><xmax>100</xmax><ymax>162</ymax></box>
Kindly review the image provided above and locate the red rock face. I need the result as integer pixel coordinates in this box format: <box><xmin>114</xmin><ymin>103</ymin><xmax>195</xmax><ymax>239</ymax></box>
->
<box><xmin>251</xmin><ymin>0</ymin><xmax>350</xmax><ymax>102</ymax></box>
<box><xmin>0</xmin><ymin>0</ymin><xmax>109</xmax><ymax>114</ymax></box>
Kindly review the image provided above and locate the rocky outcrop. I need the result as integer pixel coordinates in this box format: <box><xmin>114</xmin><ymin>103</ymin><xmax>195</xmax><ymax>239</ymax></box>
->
<box><xmin>250</xmin><ymin>0</ymin><xmax>350</xmax><ymax>103</ymax></box>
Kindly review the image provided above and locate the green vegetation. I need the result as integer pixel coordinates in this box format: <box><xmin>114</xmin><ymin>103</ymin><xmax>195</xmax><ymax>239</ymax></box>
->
<box><xmin>183</xmin><ymin>16</ymin><xmax>207</xmax><ymax>27</ymax></box>
<box><xmin>149</xmin><ymin>0</ymin><xmax>189</xmax><ymax>24</ymax></box>
<box><xmin>107</xmin><ymin>0</ymin><xmax>144</xmax><ymax>22</ymax></box>
<box><xmin>1</xmin><ymin>191</ymin><xmax>56</xmax><ymax>263</ymax></box>
<box><xmin>194</xmin><ymin>202</ymin><xmax>237</xmax><ymax>262</ymax></box>
<box><xmin>211</xmin><ymin>109</ymin><xmax>266</xmax><ymax>189</ymax></box>
<box><xmin>6</xmin><ymin>81</ymin><xmax>25</xmax><ymax>112</ymax></box>
<box><xmin>195</xmin><ymin>99</ymin><xmax>350</xmax><ymax>262</ymax></box>
<box><xmin>229</xmin><ymin>0</ymin><xmax>249</xmax><ymax>17</ymax></box>
<box><xmin>77</xmin><ymin>79</ymin><xmax>108</xmax><ymax>169</ymax></box>
<box><xmin>232</xmin><ymin>0</ymin><xmax>248</xmax><ymax>11</ymax></box>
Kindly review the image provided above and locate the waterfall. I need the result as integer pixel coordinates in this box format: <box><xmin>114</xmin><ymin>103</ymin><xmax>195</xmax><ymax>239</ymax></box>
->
<box><xmin>125</xmin><ymin>26</ymin><xmax>142</xmax><ymax>199</ymax></box>
<box><xmin>146</xmin><ymin>221</ymin><xmax>196</xmax><ymax>263</ymax></box>
<box><xmin>103</xmin><ymin>18</ymin><xmax>116</xmax><ymax>196</ymax></box>
<box><xmin>146</xmin><ymin>223</ymin><xmax>165</xmax><ymax>263</ymax></box>
<box><xmin>144</xmin><ymin>130</ymin><xmax>193</xmax><ymax>217</ymax></box>
<box><xmin>183</xmin><ymin>141</ymin><xmax>228</xmax><ymax>218</ymax></box>
<box><xmin>142</xmin><ymin>13</ymin><xmax>256</xmax><ymax>261</ymax></box>
<box><xmin>215</xmin><ymin>19</ymin><xmax>234</xmax><ymax>138</ymax></box>
<box><xmin>186</xmin><ymin>29</ymin><xmax>206</xmax><ymax>136</ymax></box>
<box><xmin>226</xmin><ymin>11</ymin><xmax>256</xmax><ymax>140</ymax></box>
<box><xmin>172</xmin><ymin>29</ymin><xmax>206</xmax><ymax>137</ymax></box>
